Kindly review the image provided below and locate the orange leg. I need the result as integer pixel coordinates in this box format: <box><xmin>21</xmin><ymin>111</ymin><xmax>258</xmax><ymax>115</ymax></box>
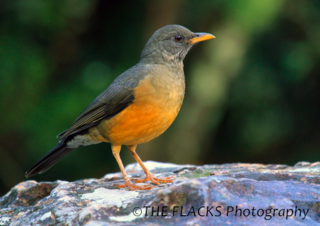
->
<box><xmin>112</xmin><ymin>145</ymin><xmax>152</xmax><ymax>191</ymax></box>
<box><xmin>127</xmin><ymin>145</ymin><xmax>175</xmax><ymax>184</ymax></box>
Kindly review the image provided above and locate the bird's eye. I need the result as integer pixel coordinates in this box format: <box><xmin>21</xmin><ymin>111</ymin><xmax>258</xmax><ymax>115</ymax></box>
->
<box><xmin>174</xmin><ymin>34</ymin><xmax>183</xmax><ymax>42</ymax></box>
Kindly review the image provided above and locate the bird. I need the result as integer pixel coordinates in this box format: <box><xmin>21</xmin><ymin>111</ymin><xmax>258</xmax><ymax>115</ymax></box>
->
<box><xmin>25</xmin><ymin>25</ymin><xmax>215</xmax><ymax>191</ymax></box>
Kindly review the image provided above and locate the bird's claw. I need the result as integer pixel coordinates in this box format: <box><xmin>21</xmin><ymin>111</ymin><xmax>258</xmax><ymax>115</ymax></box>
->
<box><xmin>115</xmin><ymin>179</ymin><xmax>153</xmax><ymax>191</ymax></box>
<box><xmin>132</xmin><ymin>174</ymin><xmax>175</xmax><ymax>185</ymax></box>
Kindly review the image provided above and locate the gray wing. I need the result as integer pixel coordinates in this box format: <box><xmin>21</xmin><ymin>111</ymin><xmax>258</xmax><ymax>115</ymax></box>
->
<box><xmin>57</xmin><ymin>64</ymin><xmax>147</xmax><ymax>141</ymax></box>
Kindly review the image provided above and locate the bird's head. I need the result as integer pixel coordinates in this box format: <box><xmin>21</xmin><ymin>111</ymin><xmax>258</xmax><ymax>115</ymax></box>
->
<box><xmin>140</xmin><ymin>25</ymin><xmax>215</xmax><ymax>65</ymax></box>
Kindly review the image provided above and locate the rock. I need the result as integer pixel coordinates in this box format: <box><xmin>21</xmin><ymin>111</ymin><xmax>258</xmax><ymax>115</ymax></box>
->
<box><xmin>1</xmin><ymin>161</ymin><xmax>320</xmax><ymax>225</ymax></box>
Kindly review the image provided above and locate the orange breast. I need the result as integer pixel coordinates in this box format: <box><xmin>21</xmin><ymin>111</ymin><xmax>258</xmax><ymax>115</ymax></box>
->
<box><xmin>90</xmin><ymin>74</ymin><xmax>184</xmax><ymax>146</ymax></box>
<box><xmin>105</xmin><ymin>101</ymin><xmax>178</xmax><ymax>145</ymax></box>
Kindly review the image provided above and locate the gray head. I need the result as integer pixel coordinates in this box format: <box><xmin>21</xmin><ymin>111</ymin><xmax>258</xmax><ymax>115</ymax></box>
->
<box><xmin>140</xmin><ymin>25</ymin><xmax>215</xmax><ymax>65</ymax></box>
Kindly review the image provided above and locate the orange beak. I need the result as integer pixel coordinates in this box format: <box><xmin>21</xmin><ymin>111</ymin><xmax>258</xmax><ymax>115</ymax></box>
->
<box><xmin>188</xmin><ymin>33</ymin><xmax>215</xmax><ymax>44</ymax></box>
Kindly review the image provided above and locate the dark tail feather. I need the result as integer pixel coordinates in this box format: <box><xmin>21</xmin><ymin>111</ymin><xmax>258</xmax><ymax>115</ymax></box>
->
<box><xmin>25</xmin><ymin>143</ymin><xmax>75</xmax><ymax>178</ymax></box>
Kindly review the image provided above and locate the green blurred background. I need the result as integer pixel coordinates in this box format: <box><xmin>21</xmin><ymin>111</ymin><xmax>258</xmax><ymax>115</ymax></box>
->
<box><xmin>1</xmin><ymin>0</ymin><xmax>320</xmax><ymax>196</ymax></box>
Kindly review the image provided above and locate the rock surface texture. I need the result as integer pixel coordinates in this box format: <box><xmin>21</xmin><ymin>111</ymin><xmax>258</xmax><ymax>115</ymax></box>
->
<box><xmin>1</xmin><ymin>161</ymin><xmax>320</xmax><ymax>225</ymax></box>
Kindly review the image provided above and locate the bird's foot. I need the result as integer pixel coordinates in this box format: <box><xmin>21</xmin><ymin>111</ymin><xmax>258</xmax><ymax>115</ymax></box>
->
<box><xmin>132</xmin><ymin>174</ymin><xmax>175</xmax><ymax>185</ymax></box>
<box><xmin>115</xmin><ymin>179</ymin><xmax>153</xmax><ymax>191</ymax></box>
